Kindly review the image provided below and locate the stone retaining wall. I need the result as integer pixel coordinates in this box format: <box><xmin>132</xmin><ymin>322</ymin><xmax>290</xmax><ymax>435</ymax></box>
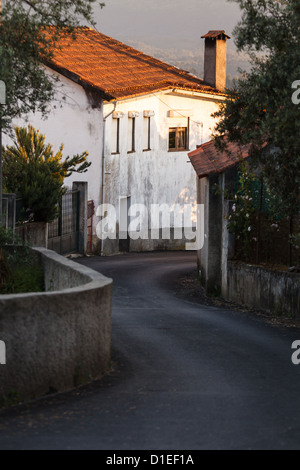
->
<box><xmin>0</xmin><ymin>248</ymin><xmax>112</xmax><ymax>405</ymax></box>
<box><xmin>226</xmin><ymin>261</ymin><xmax>300</xmax><ymax>316</ymax></box>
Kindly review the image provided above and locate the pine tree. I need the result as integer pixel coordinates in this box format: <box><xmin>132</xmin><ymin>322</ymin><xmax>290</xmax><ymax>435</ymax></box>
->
<box><xmin>3</xmin><ymin>124</ymin><xmax>91</xmax><ymax>222</ymax></box>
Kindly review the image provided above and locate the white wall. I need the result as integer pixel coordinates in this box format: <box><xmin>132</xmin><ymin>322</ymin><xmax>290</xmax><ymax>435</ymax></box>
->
<box><xmin>102</xmin><ymin>89</ymin><xmax>223</xmax><ymax>253</ymax></box>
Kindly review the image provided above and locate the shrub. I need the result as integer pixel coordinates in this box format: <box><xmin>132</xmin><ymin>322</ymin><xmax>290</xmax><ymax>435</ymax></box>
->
<box><xmin>3</xmin><ymin>124</ymin><xmax>91</xmax><ymax>223</ymax></box>
<box><xmin>0</xmin><ymin>228</ymin><xmax>44</xmax><ymax>294</ymax></box>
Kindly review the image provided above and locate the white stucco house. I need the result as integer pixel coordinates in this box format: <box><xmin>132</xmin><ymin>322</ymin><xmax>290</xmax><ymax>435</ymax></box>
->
<box><xmin>8</xmin><ymin>28</ymin><xmax>230</xmax><ymax>254</ymax></box>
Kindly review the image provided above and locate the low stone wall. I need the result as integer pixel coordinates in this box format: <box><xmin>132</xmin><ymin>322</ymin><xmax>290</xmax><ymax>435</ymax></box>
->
<box><xmin>15</xmin><ymin>222</ymin><xmax>48</xmax><ymax>248</ymax></box>
<box><xmin>0</xmin><ymin>248</ymin><xmax>112</xmax><ymax>405</ymax></box>
<box><xmin>226</xmin><ymin>261</ymin><xmax>300</xmax><ymax>316</ymax></box>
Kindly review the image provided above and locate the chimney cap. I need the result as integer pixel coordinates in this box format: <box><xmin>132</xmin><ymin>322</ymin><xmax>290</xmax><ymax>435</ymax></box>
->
<box><xmin>201</xmin><ymin>30</ymin><xmax>231</xmax><ymax>39</ymax></box>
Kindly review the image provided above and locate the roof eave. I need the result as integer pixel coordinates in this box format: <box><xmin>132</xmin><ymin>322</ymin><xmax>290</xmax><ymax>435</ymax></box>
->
<box><xmin>44</xmin><ymin>60</ymin><xmax>116</xmax><ymax>102</ymax></box>
<box><xmin>105</xmin><ymin>84</ymin><xmax>227</xmax><ymax>102</ymax></box>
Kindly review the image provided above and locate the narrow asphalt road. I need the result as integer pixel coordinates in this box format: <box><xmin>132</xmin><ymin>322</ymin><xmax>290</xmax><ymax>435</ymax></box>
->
<box><xmin>0</xmin><ymin>251</ymin><xmax>300</xmax><ymax>450</ymax></box>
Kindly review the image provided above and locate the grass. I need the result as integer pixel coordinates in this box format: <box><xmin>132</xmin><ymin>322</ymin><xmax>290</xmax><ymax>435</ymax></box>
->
<box><xmin>5</xmin><ymin>264</ymin><xmax>44</xmax><ymax>294</ymax></box>
<box><xmin>0</xmin><ymin>246</ymin><xmax>45</xmax><ymax>295</ymax></box>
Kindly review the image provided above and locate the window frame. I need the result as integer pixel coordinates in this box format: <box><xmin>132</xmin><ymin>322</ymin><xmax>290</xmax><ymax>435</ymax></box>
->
<box><xmin>143</xmin><ymin>116</ymin><xmax>151</xmax><ymax>152</ymax></box>
<box><xmin>111</xmin><ymin>117</ymin><xmax>120</xmax><ymax>155</ymax></box>
<box><xmin>127</xmin><ymin>117</ymin><xmax>136</xmax><ymax>153</ymax></box>
<box><xmin>168</xmin><ymin>124</ymin><xmax>189</xmax><ymax>152</ymax></box>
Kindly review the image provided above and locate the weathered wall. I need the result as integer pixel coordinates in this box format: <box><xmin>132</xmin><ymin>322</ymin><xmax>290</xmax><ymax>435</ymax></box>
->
<box><xmin>15</xmin><ymin>222</ymin><xmax>48</xmax><ymax>249</ymax></box>
<box><xmin>226</xmin><ymin>261</ymin><xmax>300</xmax><ymax>316</ymax></box>
<box><xmin>197</xmin><ymin>168</ymin><xmax>237</xmax><ymax>294</ymax></box>
<box><xmin>197</xmin><ymin>173</ymin><xmax>224</xmax><ymax>293</ymax></box>
<box><xmin>0</xmin><ymin>248</ymin><xmax>112</xmax><ymax>404</ymax></box>
<box><xmin>101</xmin><ymin>90</ymin><xmax>223</xmax><ymax>254</ymax></box>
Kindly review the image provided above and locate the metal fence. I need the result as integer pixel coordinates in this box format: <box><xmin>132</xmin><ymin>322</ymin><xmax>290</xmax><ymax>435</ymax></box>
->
<box><xmin>1</xmin><ymin>194</ymin><xmax>23</xmax><ymax>231</ymax></box>
<box><xmin>232</xmin><ymin>179</ymin><xmax>300</xmax><ymax>267</ymax></box>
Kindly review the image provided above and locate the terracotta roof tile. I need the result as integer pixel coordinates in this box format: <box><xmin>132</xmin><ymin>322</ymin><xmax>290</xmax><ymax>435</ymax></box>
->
<box><xmin>188</xmin><ymin>139</ymin><xmax>252</xmax><ymax>178</ymax></box>
<box><xmin>201</xmin><ymin>30</ymin><xmax>231</xmax><ymax>39</ymax></box>
<box><xmin>43</xmin><ymin>27</ymin><xmax>225</xmax><ymax>100</ymax></box>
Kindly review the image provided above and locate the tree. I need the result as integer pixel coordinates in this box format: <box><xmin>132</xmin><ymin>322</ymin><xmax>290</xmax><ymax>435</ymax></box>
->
<box><xmin>3</xmin><ymin>124</ymin><xmax>91</xmax><ymax>222</ymax></box>
<box><xmin>213</xmin><ymin>1</ymin><xmax>300</xmax><ymax>248</ymax></box>
<box><xmin>0</xmin><ymin>0</ymin><xmax>105</xmax><ymax>132</ymax></box>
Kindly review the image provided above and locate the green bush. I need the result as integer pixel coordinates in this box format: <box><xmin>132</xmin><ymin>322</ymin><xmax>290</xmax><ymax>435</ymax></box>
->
<box><xmin>1</xmin><ymin>263</ymin><xmax>44</xmax><ymax>295</ymax></box>
<box><xmin>3</xmin><ymin>124</ymin><xmax>91</xmax><ymax>223</ymax></box>
<box><xmin>0</xmin><ymin>227</ymin><xmax>44</xmax><ymax>294</ymax></box>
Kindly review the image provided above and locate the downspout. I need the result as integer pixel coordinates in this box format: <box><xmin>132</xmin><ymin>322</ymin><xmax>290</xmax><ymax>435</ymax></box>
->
<box><xmin>101</xmin><ymin>100</ymin><xmax>117</xmax><ymax>256</ymax></box>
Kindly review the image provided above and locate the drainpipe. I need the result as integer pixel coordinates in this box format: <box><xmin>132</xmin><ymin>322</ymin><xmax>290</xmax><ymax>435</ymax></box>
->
<box><xmin>101</xmin><ymin>101</ymin><xmax>117</xmax><ymax>256</ymax></box>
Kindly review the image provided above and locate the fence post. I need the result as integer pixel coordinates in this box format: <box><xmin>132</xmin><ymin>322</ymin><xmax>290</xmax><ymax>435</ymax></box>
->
<box><xmin>72</xmin><ymin>182</ymin><xmax>88</xmax><ymax>254</ymax></box>
<box><xmin>7</xmin><ymin>194</ymin><xmax>16</xmax><ymax>232</ymax></box>
<box><xmin>2</xmin><ymin>193</ymin><xmax>17</xmax><ymax>232</ymax></box>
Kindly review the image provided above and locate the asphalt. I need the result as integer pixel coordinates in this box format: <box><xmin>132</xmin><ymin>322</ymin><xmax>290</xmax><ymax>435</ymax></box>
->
<box><xmin>0</xmin><ymin>251</ymin><xmax>300</xmax><ymax>450</ymax></box>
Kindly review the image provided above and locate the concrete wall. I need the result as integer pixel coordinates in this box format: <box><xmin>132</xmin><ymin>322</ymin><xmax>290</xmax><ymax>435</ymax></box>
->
<box><xmin>0</xmin><ymin>248</ymin><xmax>112</xmax><ymax>405</ymax></box>
<box><xmin>195</xmin><ymin>167</ymin><xmax>300</xmax><ymax>316</ymax></box>
<box><xmin>100</xmin><ymin>90</ymin><xmax>223</xmax><ymax>254</ymax></box>
<box><xmin>197</xmin><ymin>168</ymin><xmax>237</xmax><ymax>294</ymax></box>
<box><xmin>226</xmin><ymin>261</ymin><xmax>300</xmax><ymax>317</ymax></box>
<box><xmin>15</xmin><ymin>222</ymin><xmax>48</xmax><ymax>249</ymax></box>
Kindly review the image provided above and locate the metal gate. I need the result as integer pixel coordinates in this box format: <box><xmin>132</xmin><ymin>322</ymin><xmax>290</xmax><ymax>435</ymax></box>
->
<box><xmin>48</xmin><ymin>190</ymin><xmax>80</xmax><ymax>255</ymax></box>
<box><xmin>1</xmin><ymin>194</ymin><xmax>23</xmax><ymax>230</ymax></box>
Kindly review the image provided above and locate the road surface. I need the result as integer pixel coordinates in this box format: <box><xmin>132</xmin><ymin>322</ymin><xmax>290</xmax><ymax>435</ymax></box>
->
<box><xmin>0</xmin><ymin>252</ymin><xmax>300</xmax><ymax>450</ymax></box>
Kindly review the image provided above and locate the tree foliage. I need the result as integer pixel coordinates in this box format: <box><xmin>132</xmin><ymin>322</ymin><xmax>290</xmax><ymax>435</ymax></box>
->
<box><xmin>0</xmin><ymin>0</ymin><xmax>104</xmax><ymax>131</ymax></box>
<box><xmin>3</xmin><ymin>124</ymin><xmax>91</xmax><ymax>222</ymax></box>
<box><xmin>214</xmin><ymin>0</ymin><xmax>300</xmax><ymax>218</ymax></box>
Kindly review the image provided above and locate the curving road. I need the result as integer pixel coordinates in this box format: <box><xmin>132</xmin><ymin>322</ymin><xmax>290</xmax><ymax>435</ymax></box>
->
<box><xmin>0</xmin><ymin>252</ymin><xmax>300</xmax><ymax>450</ymax></box>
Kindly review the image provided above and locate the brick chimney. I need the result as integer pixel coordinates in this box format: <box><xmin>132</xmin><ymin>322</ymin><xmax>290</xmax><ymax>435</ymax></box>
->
<box><xmin>201</xmin><ymin>31</ymin><xmax>230</xmax><ymax>92</ymax></box>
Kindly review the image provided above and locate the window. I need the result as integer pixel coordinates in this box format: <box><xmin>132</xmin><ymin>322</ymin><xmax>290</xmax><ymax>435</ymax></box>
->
<box><xmin>112</xmin><ymin>117</ymin><xmax>120</xmax><ymax>154</ymax></box>
<box><xmin>143</xmin><ymin>117</ymin><xmax>151</xmax><ymax>151</ymax></box>
<box><xmin>169</xmin><ymin>127</ymin><xmax>188</xmax><ymax>151</ymax></box>
<box><xmin>112</xmin><ymin>111</ymin><xmax>124</xmax><ymax>154</ymax></box>
<box><xmin>127</xmin><ymin>117</ymin><xmax>135</xmax><ymax>153</ymax></box>
<box><xmin>143</xmin><ymin>110</ymin><xmax>155</xmax><ymax>151</ymax></box>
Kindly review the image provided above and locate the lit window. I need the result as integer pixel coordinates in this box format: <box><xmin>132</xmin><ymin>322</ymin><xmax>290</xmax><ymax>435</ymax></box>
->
<box><xmin>169</xmin><ymin>127</ymin><xmax>188</xmax><ymax>151</ymax></box>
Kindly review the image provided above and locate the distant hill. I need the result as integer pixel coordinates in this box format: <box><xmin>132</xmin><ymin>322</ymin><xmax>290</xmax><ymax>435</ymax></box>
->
<box><xmin>124</xmin><ymin>39</ymin><xmax>250</xmax><ymax>89</ymax></box>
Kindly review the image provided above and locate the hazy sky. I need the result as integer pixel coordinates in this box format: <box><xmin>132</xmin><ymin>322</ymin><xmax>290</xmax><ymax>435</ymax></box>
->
<box><xmin>94</xmin><ymin>0</ymin><xmax>243</xmax><ymax>51</ymax></box>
